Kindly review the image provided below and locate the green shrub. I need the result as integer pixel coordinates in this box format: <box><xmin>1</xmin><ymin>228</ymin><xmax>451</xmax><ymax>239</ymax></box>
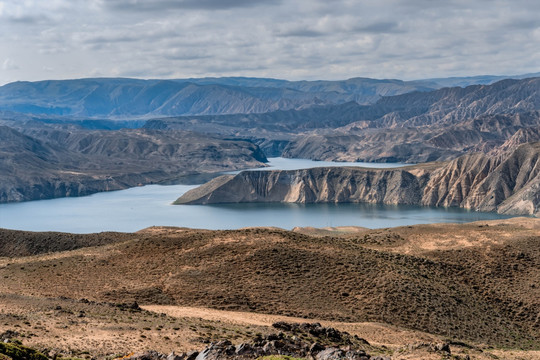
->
<box><xmin>0</xmin><ymin>343</ymin><xmax>47</xmax><ymax>360</ymax></box>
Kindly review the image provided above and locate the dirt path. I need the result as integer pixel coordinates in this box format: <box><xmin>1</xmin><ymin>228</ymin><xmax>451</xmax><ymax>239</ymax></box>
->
<box><xmin>142</xmin><ymin>305</ymin><xmax>438</xmax><ymax>347</ymax></box>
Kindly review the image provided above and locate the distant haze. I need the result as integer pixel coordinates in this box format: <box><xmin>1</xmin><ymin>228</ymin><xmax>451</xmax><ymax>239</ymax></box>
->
<box><xmin>0</xmin><ymin>0</ymin><xmax>539</xmax><ymax>85</ymax></box>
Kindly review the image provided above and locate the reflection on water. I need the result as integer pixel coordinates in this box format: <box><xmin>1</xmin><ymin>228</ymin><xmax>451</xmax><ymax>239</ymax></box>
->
<box><xmin>0</xmin><ymin>157</ymin><xmax>510</xmax><ymax>234</ymax></box>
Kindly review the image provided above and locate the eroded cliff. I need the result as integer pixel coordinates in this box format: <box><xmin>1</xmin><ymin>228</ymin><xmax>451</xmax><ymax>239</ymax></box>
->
<box><xmin>176</xmin><ymin>142</ymin><xmax>540</xmax><ymax>216</ymax></box>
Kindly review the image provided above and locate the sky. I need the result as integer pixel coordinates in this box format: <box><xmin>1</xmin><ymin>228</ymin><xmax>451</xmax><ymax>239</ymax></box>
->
<box><xmin>1</xmin><ymin>0</ymin><xmax>539</xmax><ymax>85</ymax></box>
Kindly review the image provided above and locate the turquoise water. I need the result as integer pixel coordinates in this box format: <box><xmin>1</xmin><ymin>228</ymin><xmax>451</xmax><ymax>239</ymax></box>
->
<box><xmin>0</xmin><ymin>158</ymin><xmax>510</xmax><ymax>233</ymax></box>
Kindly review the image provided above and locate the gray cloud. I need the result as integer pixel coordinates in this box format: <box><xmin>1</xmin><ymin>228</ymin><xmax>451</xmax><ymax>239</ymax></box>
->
<box><xmin>353</xmin><ymin>22</ymin><xmax>403</xmax><ymax>34</ymax></box>
<box><xmin>276</xmin><ymin>28</ymin><xmax>326</xmax><ymax>38</ymax></box>
<box><xmin>0</xmin><ymin>0</ymin><xmax>539</xmax><ymax>85</ymax></box>
<box><xmin>6</xmin><ymin>14</ymin><xmax>50</xmax><ymax>24</ymax></box>
<box><xmin>104</xmin><ymin>0</ymin><xmax>281</xmax><ymax>11</ymax></box>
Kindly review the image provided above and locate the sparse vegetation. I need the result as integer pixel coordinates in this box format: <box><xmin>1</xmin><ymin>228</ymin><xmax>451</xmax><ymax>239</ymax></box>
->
<box><xmin>0</xmin><ymin>220</ymin><xmax>539</xmax><ymax>359</ymax></box>
<box><xmin>0</xmin><ymin>343</ymin><xmax>47</xmax><ymax>360</ymax></box>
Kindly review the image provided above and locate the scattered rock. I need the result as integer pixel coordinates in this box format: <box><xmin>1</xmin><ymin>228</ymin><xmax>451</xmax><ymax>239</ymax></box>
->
<box><xmin>431</xmin><ymin>342</ymin><xmax>451</xmax><ymax>353</ymax></box>
<box><xmin>316</xmin><ymin>347</ymin><xmax>345</xmax><ymax>360</ymax></box>
<box><xmin>0</xmin><ymin>331</ymin><xmax>18</xmax><ymax>343</ymax></box>
<box><xmin>310</xmin><ymin>342</ymin><xmax>326</xmax><ymax>354</ymax></box>
<box><xmin>127</xmin><ymin>350</ymin><xmax>166</xmax><ymax>360</ymax></box>
<box><xmin>167</xmin><ymin>352</ymin><xmax>185</xmax><ymax>360</ymax></box>
<box><xmin>235</xmin><ymin>343</ymin><xmax>253</xmax><ymax>356</ymax></box>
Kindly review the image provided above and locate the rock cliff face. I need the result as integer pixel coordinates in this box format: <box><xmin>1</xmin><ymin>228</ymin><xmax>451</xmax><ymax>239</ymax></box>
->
<box><xmin>175</xmin><ymin>167</ymin><xmax>429</xmax><ymax>206</ymax></box>
<box><xmin>491</xmin><ymin>126</ymin><xmax>540</xmax><ymax>155</ymax></box>
<box><xmin>422</xmin><ymin>142</ymin><xmax>540</xmax><ymax>215</ymax></box>
<box><xmin>176</xmin><ymin>143</ymin><xmax>540</xmax><ymax>216</ymax></box>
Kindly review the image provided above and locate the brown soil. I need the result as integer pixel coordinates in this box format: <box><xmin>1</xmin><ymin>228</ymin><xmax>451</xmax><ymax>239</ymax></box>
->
<box><xmin>1</xmin><ymin>218</ymin><xmax>539</xmax><ymax>357</ymax></box>
<box><xmin>0</xmin><ymin>293</ymin><xmax>268</xmax><ymax>358</ymax></box>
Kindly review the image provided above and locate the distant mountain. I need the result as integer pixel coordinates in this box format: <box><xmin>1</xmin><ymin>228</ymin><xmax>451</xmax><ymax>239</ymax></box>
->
<box><xmin>413</xmin><ymin>72</ymin><xmax>540</xmax><ymax>88</ymax></box>
<box><xmin>2</xmin><ymin>74</ymin><xmax>540</xmax><ymax>203</ymax></box>
<box><xmin>371</xmin><ymin>77</ymin><xmax>540</xmax><ymax>128</ymax></box>
<box><xmin>144</xmin><ymin>101</ymin><xmax>377</xmax><ymax>134</ymax></box>
<box><xmin>148</xmin><ymin>77</ymin><xmax>540</xmax><ymax>132</ymax></box>
<box><xmin>148</xmin><ymin>78</ymin><xmax>540</xmax><ymax>160</ymax></box>
<box><xmin>183</xmin><ymin>73</ymin><xmax>540</xmax><ymax>93</ymax></box>
<box><xmin>0</xmin><ymin>77</ymin><xmax>435</xmax><ymax>118</ymax></box>
<box><xmin>0</xmin><ymin>78</ymin><xmax>324</xmax><ymax>118</ymax></box>
<box><xmin>184</xmin><ymin>77</ymin><xmax>435</xmax><ymax>103</ymax></box>
<box><xmin>0</xmin><ymin>73</ymin><xmax>536</xmax><ymax>119</ymax></box>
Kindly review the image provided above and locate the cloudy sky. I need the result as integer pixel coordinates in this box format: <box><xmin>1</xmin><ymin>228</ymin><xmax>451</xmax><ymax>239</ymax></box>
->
<box><xmin>1</xmin><ymin>0</ymin><xmax>539</xmax><ymax>84</ymax></box>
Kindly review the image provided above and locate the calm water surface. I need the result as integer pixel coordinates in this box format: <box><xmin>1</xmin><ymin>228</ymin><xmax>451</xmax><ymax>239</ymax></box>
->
<box><xmin>0</xmin><ymin>158</ymin><xmax>510</xmax><ymax>233</ymax></box>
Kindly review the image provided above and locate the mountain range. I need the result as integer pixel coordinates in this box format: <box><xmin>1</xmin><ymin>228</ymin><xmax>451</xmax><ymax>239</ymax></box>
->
<box><xmin>148</xmin><ymin>77</ymin><xmax>540</xmax><ymax>161</ymax></box>
<box><xmin>1</xmin><ymin>73</ymin><xmax>538</xmax><ymax>119</ymax></box>
<box><xmin>2</xmin><ymin>73</ymin><xmax>540</xmax><ymax>359</ymax></box>
<box><xmin>1</xmin><ymin>74</ymin><xmax>540</xmax><ymax>207</ymax></box>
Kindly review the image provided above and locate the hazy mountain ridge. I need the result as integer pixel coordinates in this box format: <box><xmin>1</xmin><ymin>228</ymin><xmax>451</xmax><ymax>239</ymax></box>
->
<box><xmin>2</xmin><ymin>73</ymin><xmax>536</xmax><ymax>119</ymax></box>
<box><xmin>285</xmin><ymin>79</ymin><xmax>540</xmax><ymax>162</ymax></box>
<box><xmin>176</xmin><ymin>142</ymin><xmax>540</xmax><ymax>216</ymax></box>
<box><xmin>282</xmin><ymin>112</ymin><xmax>540</xmax><ymax>163</ymax></box>
<box><xmin>371</xmin><ymin>77</ymin><xmax>540</xmax><ymax>128</ymax></box>
<box><xmin>0</xmin><ymin>77</ymin><xmax>435</xmax><ymax>118</ymax></box>
<box><xmin>0</xmin><ymin>79</ymin><xmax>321</xmax><ymax>117</ymax></box>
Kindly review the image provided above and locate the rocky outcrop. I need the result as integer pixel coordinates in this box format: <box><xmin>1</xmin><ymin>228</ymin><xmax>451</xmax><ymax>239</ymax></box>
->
<box><xmin>175</xmin><ymin>166</ymin><xmax>428</xmax><ymax>206</ymax></box>
<box><xmin>421</xmin><ymin>153</ymin><xmax>501</xmax><ymax>208</ymax></box>
<box><xmin>422</xmin><ymin>142</ymin><xmax>540</xmax><ymax>214</ymax></box>
<box><xmin>491</xmin><ymin>126</ymin><xmax>540</xmax><ymax>155</ymax></box>
<box><xmin>123</xmin><ymin>322</ymin><xmax>384</xmax><ymax>360</ymax></box>
<box><xmin>176</xmin><ymin>142</ymin><xmax>540</xmax><ymax>216</ymax></box>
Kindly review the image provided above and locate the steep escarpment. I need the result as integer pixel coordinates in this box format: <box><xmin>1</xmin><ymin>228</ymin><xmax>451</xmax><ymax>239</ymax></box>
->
<box><xmin>175</xmin><ymin>166</ymin><xmax>429</xmax><ymax>205</ymax></box>
<box><xmin>421</xmin><ymin>153</ymin><xmax>501</xmax><ymax>208</ymax></box>
<box><xmin>177</xmin><ymin>142</ymin><xmax>540</xmax><ymax>216</ymax></box>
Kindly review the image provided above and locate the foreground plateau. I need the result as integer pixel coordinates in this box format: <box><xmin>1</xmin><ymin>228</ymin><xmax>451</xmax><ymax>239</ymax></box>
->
<box><xmin>1</xmin><ymin>218</ymin><xmax>539</xmax><ymax>359</ymax></box>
